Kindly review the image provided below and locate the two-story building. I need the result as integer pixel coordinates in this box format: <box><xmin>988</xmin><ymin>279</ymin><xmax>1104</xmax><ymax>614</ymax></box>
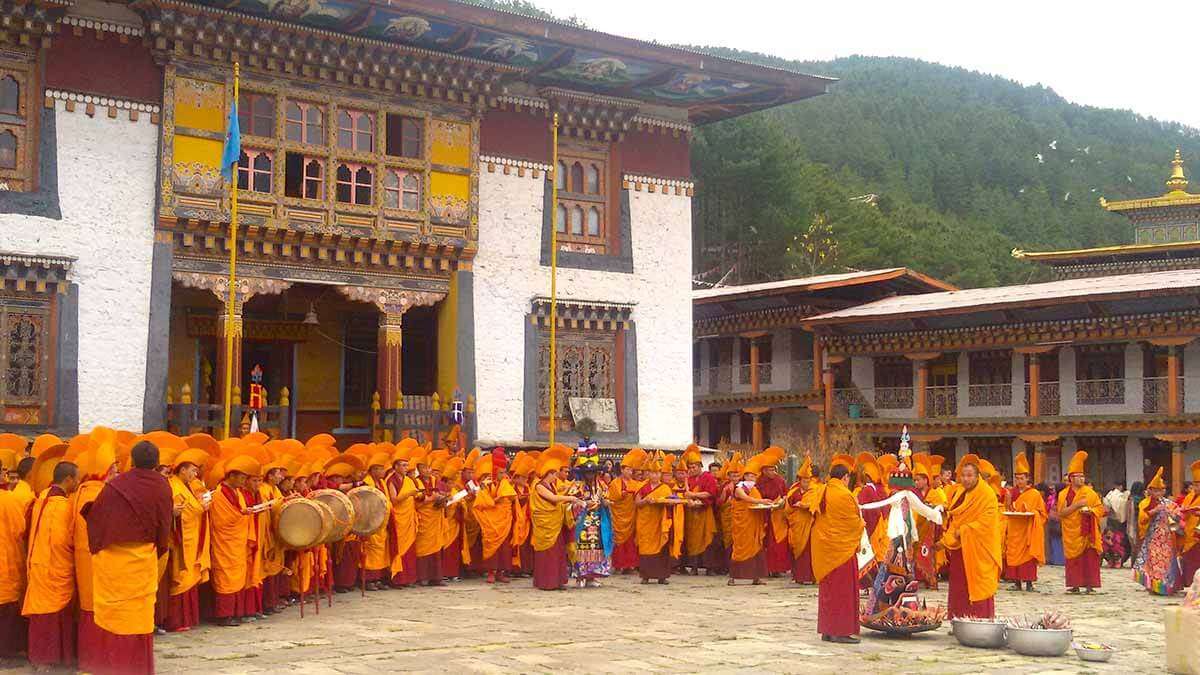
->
<box><xmin>0</xmin><ymin>0</ymin><xmax>832</xmax><ymax>449</ymax></box>
<box><xmin>805</xmin><ymin>152</ymin><xmax>1200</xmax><ymax>492</ymax></box>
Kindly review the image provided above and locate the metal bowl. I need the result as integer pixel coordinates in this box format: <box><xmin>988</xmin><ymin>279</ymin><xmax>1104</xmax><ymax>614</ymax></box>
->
<box><xmin>950</xmin><ymin>619</ymin><xmax>1007</xmax><ymax>649</ymax></box>
<box><xmin>1072</xmin><ymin>642</ymin><xmax>1114</xmax><ymax>662</ymax></box>
<box><xmin>1007</xmin><ymin>627</ymin><xmax>1073</xmax><ymax>657</ymax></box>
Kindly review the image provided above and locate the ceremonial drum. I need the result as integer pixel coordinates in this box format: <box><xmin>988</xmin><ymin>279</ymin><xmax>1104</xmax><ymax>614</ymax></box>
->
<box><xmin>277</xmin><ymin>498</ymin><xmax>333</xmax><ymax>550</ymax></box>
<box><xmin>311</xmin><ymin>488</ymin><xmax>355</xmax><ymax>544</ymax></box>
<box><xmin>347</xmin><ymin>486</ymin><xmax>389</xmax><ymax>536</ymax></box>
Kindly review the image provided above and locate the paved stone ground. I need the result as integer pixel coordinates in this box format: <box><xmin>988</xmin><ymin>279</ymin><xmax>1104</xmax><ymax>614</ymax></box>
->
<box><xmin>0</xmin><ymin>566</ymin><xmax>1178</xmax><ymax>673</ymax></box>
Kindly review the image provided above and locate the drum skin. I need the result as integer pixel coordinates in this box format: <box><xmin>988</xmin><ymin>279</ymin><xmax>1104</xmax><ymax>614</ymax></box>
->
<box><xmin>277</xmin><ymin>498</ymin><xmax>333</xmax><ymax>550</ymax></box>
<box><xmin>311</xmin><ymin>488</ymin><xmax>355</xmax><ymax>544</ymax></box>
<box><xmin>347</xmin><ymin>486</ymin><xmax>389</xmax><ymax>536</ymax></box>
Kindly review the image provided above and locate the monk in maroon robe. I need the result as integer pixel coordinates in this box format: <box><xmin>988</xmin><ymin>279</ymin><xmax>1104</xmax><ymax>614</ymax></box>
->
<box><xmin>756</xmin><ymin>463</ymin><xmax>792</xmax><ymax>576</ymax></box>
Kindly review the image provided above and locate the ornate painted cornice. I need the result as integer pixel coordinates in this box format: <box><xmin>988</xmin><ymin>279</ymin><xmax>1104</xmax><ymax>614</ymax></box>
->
<box><xmin>44</xmin><ymin>89</ymin><xmax>161</xmax><ymax>123</ymax></box>
<box><xmin>0</xmin><ymin>0</ymin><xmax>68</xmax><ymax>50</ymax></box>
<box><xmin>172</xmin><ymin>270</ymin><xmax>291</xmax><ymax>310</ymax></box>
<box><xmin>835</xmin><ymin>414</ymin><xmax>1200</xmax><ymax>436</ymax></box>
<box><xmin>480</xmin><ymin>155</ymin><xmax>550</xmax><ymax>180</ymax></box>
<box><xmin>0</xmin><ymin>250</ymin><xmax>74</xmax><ymax>295</ymax></box>
<box><xmin>337</xmin><ymin>285</ymin><xmax>444</xmax><ymax>315</ymax></box>
<box><xmin>623</xmin><ymin>173</ymin><xmax>694</xmax><ymax>196</ymax></box>
<box><xmin>695</xmin><ymin>389</ymin><xmax>820</xmax><ymax>413</ymax></box>
<box><xmin>61</xmin><ymin>14</ymin><xmax>143</xmax><ymax>38</ymax></box>
<box><xmin>695</xmin><ymin>304</ymin><xmax>818</xmax><ymax>336</ymax></box>
<box><xmin>530</xmin><ymin>297</ymin><xmax>633</xmax><ymax>330</ymax></box>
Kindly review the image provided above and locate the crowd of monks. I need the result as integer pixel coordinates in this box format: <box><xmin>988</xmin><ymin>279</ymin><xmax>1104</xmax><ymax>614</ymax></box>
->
<box><xmin>1</xmin><ymin>425</ymin><xmax>1198</xmax><ymax>668</ymax></box>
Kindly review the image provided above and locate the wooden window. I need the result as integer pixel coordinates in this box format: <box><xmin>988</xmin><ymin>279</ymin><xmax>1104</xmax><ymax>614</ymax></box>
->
<box><xmin>1077</xmin><ymin>344</ymin><xmax>1124</xmax><ymax>381</ymax></box>
<box><xmin>738</xmin><ymin>335</ymin><xmax>773</xmax><ymax>384</ymax></box>
<box><xmin>874</xmin><ymin>356</ymin><xmax>912</xmax><ymax>389</ymax></box>
<box><xmin>383</xmin><ymin>169</ymin><xmax>420</xmax><ymax>210</ymax></box>
<box><xmin>238</xmin><ymin>92</ymin><xmax>274</xmax><ymax>137</ymax></box>
<box><xmin>0</xmin><ymin>130</ymin><xmax>14</xmax><ymax>169</ymax></box>
<box><xmin>968</xmin><ymin>350</ymin><xmax>1012</xmax><ymax>384</ymax></box>
<box><xmin>385</xmin><ymin>114</ymin><xmax>421</xmax><ymax>158</ymax></box>
<box><xmin>0</xmin><ymin>75</ymin><xmax>17</xmax><ymax>115</ymax></box>
<box><xmin>284</xmin><ymin>153</ymin><xmax>323</xmax><ymax>199</ymax></box>
<box><xmin>536</xmin><ymin>330</ymin><xmax>617</xmax><ymax>432</ymax></box>
<box><xmin>0</xmin><ymin>62</ymin><xmax>35</xmax><ymax>192</ymax></box>
<box><xmin>285</xmin><ymin>101</ymin><xmax>323</xmax><ymax>144</ymax></box>
<box><xmin>556</xmin><ymin>147</ymin><xmax>608</xmax><ymax>252</ymax></box>
<box><xmin>303</xmin><ymin>159</ymin><xmax>323</xmax><ymax>200</ymax></box>
<box><xmin>0</xmin><ymin>300</ymin><xmax>51</xmax><ymax>416</ymax></box>
<box><xmin>237</xmin><ymin>149</ymin><xmax>273</xmax><ymax>193</ymax></box>
<box><xmin>335</xmin><ymin>163</ymin><xmax>372</xmax><ymax>205</ymax></box>
<box><xmin>337</xmin><ymin>109</ymin><xmax>373</xmax><ymax>152</ymax></box>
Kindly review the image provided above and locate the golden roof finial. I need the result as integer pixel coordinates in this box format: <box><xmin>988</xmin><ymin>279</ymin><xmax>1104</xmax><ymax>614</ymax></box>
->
<box><xmin>1166</xmin><ymin>147</ymin><xmax>1189</xmax><ymax>195</ymax></box>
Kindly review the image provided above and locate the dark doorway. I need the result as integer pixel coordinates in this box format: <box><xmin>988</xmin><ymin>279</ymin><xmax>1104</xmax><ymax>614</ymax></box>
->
<box><xmin>401</xmin><ymin>305</ymin><xmax>437</xmax><ymax>395</ymax></box>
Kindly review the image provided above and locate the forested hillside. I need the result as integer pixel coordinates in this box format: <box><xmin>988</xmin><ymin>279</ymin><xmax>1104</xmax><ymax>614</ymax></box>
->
<box><xmin>691</xmin><ymin>52</ymin><xmax>1200</xmax><ymax>287</ymax></box>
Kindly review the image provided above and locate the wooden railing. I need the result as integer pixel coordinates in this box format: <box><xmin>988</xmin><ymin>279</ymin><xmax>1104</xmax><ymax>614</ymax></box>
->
<box><xmin>371</xmin><ymin>390</ymin><xmax>475</xmax><ymax>448</ymax></box>
<box><xmin>165</xmin><ymin>384</ymin><xmax>292</xmax><ymax>438</ymax></box>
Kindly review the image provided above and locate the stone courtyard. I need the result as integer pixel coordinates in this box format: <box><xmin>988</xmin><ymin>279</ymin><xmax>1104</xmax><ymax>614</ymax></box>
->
<box><xmin>70</xmin><ymin>567</ymin><xmax>1178</xmax><ymax>673</ymax></box>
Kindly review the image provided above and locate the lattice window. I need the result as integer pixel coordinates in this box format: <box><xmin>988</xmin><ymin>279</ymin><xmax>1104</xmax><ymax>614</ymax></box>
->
<box><xmin>536</xmin><ymin>331</ymin><xmax>617</xmax><ymax>425</ymax></box>
<box><xmin>0</xmin><ymin>301</ymin><xmax>50</xmax><ymax>411</ymax></box>
<box><xmin>554</xmin><ymin>145</ymin><xmax>608</xmax><ymax>253</ymax></box>
<box><xmin>0</xmin><ymin>61</ymin><xmax>35</xmax><ymax>192</ymax></box>
<box><xmin>0</xmin><ymin>130</ymin><xmax>13</xmax><ymax>170</ymax></box>
<box><xmin>238</xmin><ymin>92</ymin><xmax>275</xmax><ymax>137</ymax></box>
<box><xmin>237</xmin><ymin>149</ymin><xmax>273</xmax><ymax>193</ymax></box>
<box><xmin>385</xmin><ymin>114</ymin><xmax>421</xmax><ymax>158</ymax></box>
<box><xmin>0</xmin><ymin>75</ymin><xmax>16</xmax><ymax>115</ymax></box>
<box><xmin>337</xmin><ymin>109</ymin><xmax>373</xmax><ymax>152</ymax></box>
<box><xmin>335</xmin><ymin>163</ymin><xmax>372</xmax><ymax>205</ymax></box>
<box><xmin>383</xmin><ymin>169</ymin><xmax>420</xmax><ymax>210</ymax></box>
<box><xmin>285</xmin><ymin>101</ymin><xmax>324</xmax><ymax>144</ymax></box>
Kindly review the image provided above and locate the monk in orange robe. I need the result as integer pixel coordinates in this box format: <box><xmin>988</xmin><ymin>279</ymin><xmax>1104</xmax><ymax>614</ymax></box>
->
<box><xmin>23</xmin><ymin>461</ymin><xmax>79</xmax><ymax>668</ymax></box>
<box><xmin>786</xmin><ymin>456</ymin><xmax>816</xmax><ymax>585</ymax></box>
<box><xmin>208</xmin><ymin>456</ymin><xmax>259</xmax><ymax>625</ymax></box>
<box><xmin>82</xmin><ymin>441</ymin><xmax>174</xmax><ymax>675</ymax></box>
<box><xmin>717</xmin><ymin>454</ymin><xmax>743</xmax><ymax>572</ymax></box>
<box><xmin>531</xmin><ymin>447</ymin><xmax>579</xmax><ymax>590</ymax></box>
<box><xmin>0</xmin><ymin>451</ymin><xmax>29</xmax><ymax>658</ymax></box>
<box><xmin>1179</xmin><ymin>461</ymin><xmax>1200</xmax><ymax>588</ymax></box>
<box><xmin>387</xmin><ymin>451</ymin><xmax>420</xmax><ymax>587</ymax></box>
<box><xmin>755</xmin><ymin>447</ymin><xmax>791</xmax><ymax>576</ymax></box>
<box><xmin>509</xmin><ymin>453</ymin><xmax>534</xmax><ymax>576</ymax></box>
<box><xmin>440</xmin><ymin>457</ymin><xmax>466</xmax><ymax>580</ymax></box>
<box><xmin>361</xmin><ymin>453</ymin><xmax>392</xmax><ymax>591</ymax></box>
<box><xmin>11</xmin><ymin>457</ymin><xmax>35</xmax><ymax>514</ymax></box>
<box><xmin>71</xmin><ymin>442</ymin><xmax>117</xmax><ymax>672</ymax></box>
<box><xmin>729</xmin><ymin>453</ymin><xmax>774</xmax><ymax>585</ymax></box>
<box><xmin>910</xmin><ymin>455</ymin><xmax>944</xmax><ymax>589</ymax></box>
<box><xmin>257</xmin><ymin>465</ymin><xmax>286</xmax><ymax>609</ymax></box>
<box><xmin>634</xmin><ymin>453</ymin><xmax>680</xmax><ymax>584</ymax></box>
<box><xmin>1003</xmin><ymin>452</ymin><xmax>1046</xmax><ymax>592</ymax></box>
<box><xmin>1058</xmin><ymin>450</ymin><xmax>1105</xmax><ymax>593</ymax></box>
<box><xmin>608</xmin><ymin>449</ymin><xmax>644</xmax><ymax>573</ymax></box>
<box><xmin>680</xmin><ymin>446</ymin><xmax>720</xmax><ymax>575</ymax></box>
<box><xmin>937</xmin><ymin>455</ymin><xmax>1001</xmax><ymax>620</ymax></box>
<box><xmin>473</xmin><ymin>450</ymin><xmax>516</xmax><ymax>583</ymax></box>
<box><xmin>856</xmin><ymin>453</ymin><xmax>889</xmax><ymax>581</ymax></box>
<box><xmin>414</xmin><ymin>450</ymin><xmax>449</xmax><ymax>586</ymax></box>
<box><xmin>805</xmin><ymin>462</ymin><xmax>864</xmax><ymax>643</ymax></box>
<box><xmin>164</xmin><ymin>449</ymin><xmax>211</xmax><ymax>632</ymax></box>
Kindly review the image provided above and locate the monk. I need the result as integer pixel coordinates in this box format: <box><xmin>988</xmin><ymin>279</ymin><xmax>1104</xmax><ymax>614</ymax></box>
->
<box><xmin>634</xmin><ymin>453</ymin><xmax>675</xmax><ymax>585</ymax></box>
<box><xmin>717</xmin><ymin>454</ymin><xmax>743</xmax><ymax>572</ymax></box>
<box><xmin>386</xmin><ymin>450</ymin><xmax>419</xmax><ymax>588</ymax></box>
<box><xmin>413</xmin><ymin>450</ymin><xmax>448</xmax><ymax>587</ymax></box>
<box><xmin>856</xmin><ymin>453</ymin><xmax>889</xmax><ymax>578</ymax></box>
<box><xmin>1003</xmin><ymin>452</ymin><xmax>1046</xmax><ymax>592</ymax></box>
<box><xmin>71</xmin><ymin>442</ymin><xmax>117</xmax><ymax>673</ymax></box>
<box><xmin>607</xmin><ymin>449</ymin><xmax>644</xmax><ymax>573</ymax></box>
<box><xmin>257</xmin><ymin>464</ymin><xmax>286</xmax><ymax>608</ymax></box>
<box><xmin>1179</xmin><ymin>461</ymin><xmax>1200</xmax><ymax>588</ymax></box>
<box><xmin>785</xmin><ymin>457</ymin><xmax>816</xmax><ymax>585</ymax></box>
<box><xmin>23</xmin><ymin>461</ymin><xmax>79</xmax><ymax>669</ymax></box>
<box><xmin>729</xmin><ymin>454</ymin><xmax>773</xmax><ymax>585</ymax></box>
<box><xmin>208</xmin><ymin>456</ymin><xmax>259</xmax><ymax>626</ymax></box>
<box><xmin>361</xmin><ymin>453</ymin><xmax>392</xmax><ymax>591</ymax></box>
<box><xmin>756</xmin><ymin>448</ymin><xmax>791</xmax><ymax>576</ymax></box>
<box><xmin>509</xmin><ymin>453</ymin><xmax>534</xmax><ymax>577</ymax></box>
<box><xmin>805</xmin><ymin>462</ymin><xmax>864</xmax><ymax>644</ymax></box>
<box><xmin>11</xmin><ymin>457</ymin><xmax>35</xmax><ymax>513</ymax></box>
<box><xmin>82</xmin><ymin>441</ymin><xmax>173</xmax><ymax>675</ymax></box>
<box><xmin>440</xmin><ymin>456</ymin><xmax>466</xmax><ymax>581</ymax></box>
<box><xmin>681</xmin><ymin>446</ymin><xmax>720</xmax><ymax>575</ymax></box>
<box><xmin>0</xmin><ymin>451</ymin><xmax>28</xmax><ymax>658</ymax></box>
<box><xmin>938</xmin><ymin>455</ymin><xmax>1001</xmax><ymax>620</ymax></box>
<box><xmin>1058</xmin><ymin>451</ymin><xmax>1105</xmax><ymax>593</ymax></box>
<box><xmin>165</xmin><ymin>449</ymin><xmax>211</xmax><ymax>632</ymax></box>
<box><xmin>473</xmin><ymin>449</ymin><xmax>515</xmax><ymax>584</ymax></box>
<box><xmin>531</xmin><ymin>447</ymin><xmax>580</xmax><ymax>590</ymax></box>
<box><xmin>911</xmin><ymin>455</ymin><xmax>944</xmax><ymax>589</ymax></box>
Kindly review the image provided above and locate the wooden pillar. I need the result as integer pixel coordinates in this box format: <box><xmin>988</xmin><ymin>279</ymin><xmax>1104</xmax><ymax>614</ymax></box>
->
<box><xmin>1167</xmin><ymin>345</ymin><xmax>1181</xmax><ymax>417</ymax></box>
<box><xmin>749</xmin><ymin>338</ymin><xmax>761</xmax><ymax>395</ymax></box>
<box><xmin>822</xmin><ymin>365</ymin><xmax>834</xmax><ymax>427</ymax></box>
<box><xmin>1028</xmin><ymin>353</ymin><xmax>1041</xmax><ymax>417</ymax></box>
<box><xmin>915</xmin><ymin>360</ymin><xmax>929</xmax><ymax>418</ymax></box>
<box><xmin>378</xmin><ymin>310</ymin><xmax>404</xmax><ymax>408</ymax></box>
<box><xmin>1173</xmin><ymin>441</ymin><xmax>1185</xmax><ymax>495</ymax></box>
<box><xmin>812</xmin><ymin>337</ymin><xmax>823</xmax><ymax>392</ymax></box>
<box><xmin>1032</xmin><ymin>441</ymin><xmax>1045</xmax><ymax>484</ymax></box>
<box><xmin>752</xmin><ymin>413</ymin><xmax>764</xmax><ymax>452</ymax></box>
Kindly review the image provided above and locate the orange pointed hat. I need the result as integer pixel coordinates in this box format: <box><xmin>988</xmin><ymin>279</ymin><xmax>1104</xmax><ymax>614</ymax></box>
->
<box><xmin>537</xmin><ymin>445</ymin><xmax>573</xmax><ymax>477</ymax></box>
<box><xmin>682</xmin><ymin>444</ymin><xmax>703</xmax><ymax>467</ymax></box>
<box><xmin>911</xmin><ymin>456</ymin><xmax>931</xmax><ymax>480</ymax></box>
<box><xmin>1013</xmin><ymin>451</ymin><xmax>1031</xmax><ymax>476</ymax></box>
<box><xmin>30</xmin><ymin>443</ymin><xmax>68</xmax><ymax>494</ymax></box>
<box><xmin>829</xmin><ymin>453</ymin><xmax>855</xmax><ymax>473</ymax></box>
<box><xmin>0</xmin><ymin>449</ymin><xmax>16</xmax><ymax>471</ymax></box>
<box><xmin>857</xmin><ymin>452</ymin><xmax>881</xmax><ymax>484</ymax></box>
<box><xmin>32</xmin><ymin>433</ymin><xmax>64</xmax><ymax>458</ymax></box>
<box><xmin>762</xmin><ymin>446</ymin><xmax>786</xmax><ymax>467</ymax></box>
<box><xmin>928</xmin><ymin>454</ymin><xmax>946</xmax><ymax>476</ymax></box>
<box><xmin>1066</xmin><ymin>450</ymin><xmax>1088</xmax><ymax>477</ymax></box>
<box><xmin>0</xmin><ymin>433</ymin><xmax>26</xmax><ymax>453</ymax></box>
<box><xmin>956</xmin><ymin>453</ymin><xmax>981</xmax><ymax>478</ymax></box>
<box><xmin>622</xmin><ymin>448</ymin><xmax>647</xmax><ymax>469</ymax></box>
<box><xmin>877</xmin><ymin>453</ymin><xmax>899</xmax><ymax>477</ymax></box>
<box><xmin>1147</xmin><ymin>466</ymin><xmax>1166</xmax><ymax>490</ymax></box>
<box><xmin>796</xmin><ymin>455</ymin><xmax>813</xmax><ymax>480</ymax></box>
<box><xmin>1192</xmin><ymin>459</ymin><xmax>1200</xmax><ymax>483</ymax></box>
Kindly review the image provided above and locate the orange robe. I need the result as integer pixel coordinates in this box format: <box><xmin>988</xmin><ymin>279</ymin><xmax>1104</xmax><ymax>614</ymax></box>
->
<box><xmin>684</xmin><ymin>474</ymin><xmax>718</xmax><ymax>557</ymax></box>
<box><xmin>718</xmin><ymin>483</ymin><xmax>735</xmax><ymax>551</ymax></box>
<box><xmin>361</xmin><ymin>477</ymin><xmax>390</xmax><ymax>573</ymax></box>
<box><xmin>0</xmin><ymin>487</ymin><xmax>28</xmax><ymax>606</ymax></box>
<box><xmin>1005</xmin><ymin>487</ymin><xmax>1047</xmax><ymax>567</ymax></box>
<box><xmin>921</xmin><ymin>485</ymin><xmax>948</xmax><ymax>573</ymax></box>
<box><xmin>942</xmin><ymin>482</ymin><xmax>1002</xmax><ymax>602</ymax></box>
<box><xmin>93</xmin><ymin>541</ymin><xmax>162</xmax><ymax>635</ymax></box>
<box><xmin>729</xmin><ymin>487</ymin><xmax>766</xmax><ymax>562</ymax></box>
<box><xmin>1059</xmin><ymin>485</ymin><xmax>1104</xmax><ymax>560</ymax></box>
<box><xmin>258</xmin><ymin>483</ymin><xmax>285</xmax><ymax>582</ymax></box>
<box><xmin>22</xmin><ymin>487</ymin><xmax>75</xmax><ymax>617</ymax></box>
<box><xmin>804</xmin><ymin>477</ymin><xmax>864</xmax><ymax>582</ymax></box>
<box><xmin>1180</xmin><ymin>492</ymin><xmax>1200</xmax><ymax>553</ymax></box>
<box><xmin>168</xmin><ymin>475</ymin><xmax>209</xmax><ymax>597</ymax></box>
<box><xmin>635</xmin><ymin>483</ymin><xmax>679</xmax><ymax>557</ymax></box>
<box><xmin>71</xmin><ymin>480</ymin><xmax>104</xmax><ymax>615</ymax></box>
<box><xmin>414</xmin><ymin>479</ymin><xmax>445</xmax><ymax>558</ymax></box>
<box><xmin>530</xmin><ymin>481</ymin><xmax>566</xmax><ymax>552</ymax></box>
<box><xmin>388</xmin><ymin>474</ymin><xmax>418</xmax><ymax>575</ymax></box>
<box><xmin>12</xmin><ymin>479</ymin><xmax>34</xmax><ymax>514</ymax></box>
<box><xmin>511</xmin><ymin>487</ymin><xmax>531</xmax><ymax>566</ymax></box>
<box><xmin>208</xmin><ymin>485</ymin><xmax>251</xmax><ymax>596</ymax></box>
<box><xmin>473</xmin><ymin>479</ymin><xmax>516</xmax><ymax>561</ymax></box>
<box><xmin>785</xmin><ymin>485</ymin><xmax>814</xmax><ymax>559</ymax></box>
<box><xmin>606</xmin><ymin>477</ymin><xmax>640</xmax><ymax>548</ymax></box>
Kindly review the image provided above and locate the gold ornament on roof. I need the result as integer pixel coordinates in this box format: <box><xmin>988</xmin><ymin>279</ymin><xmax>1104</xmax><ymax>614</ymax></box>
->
<box><xmin>1166</xmin><ymin>148</ymin><xmax>1189</xmax><ymax>195</ymax></box>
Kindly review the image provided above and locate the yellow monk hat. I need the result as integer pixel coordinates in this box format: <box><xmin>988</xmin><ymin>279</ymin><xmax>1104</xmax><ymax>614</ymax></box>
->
<box><xmin>743</xmin><ymin>453</ymin><xmax>766</xmax><ymax>476</ymax></box>
<box><xmin>761</xmin><ymin>446</ymin><xmax>786</xmax><ymax>467</ymax></box>
<box><xmin>725</xmin><ymin>451</ymin><xmax>744</xmax><ymax>475</ymax></box>
<box><xmin>367</xmin><ymin>451</ymin><xmax>392</xmax><ymax>469</ymax></box>
<box><xmin>0</xmin><ymin>449</ymin><xmax>16</xmax><ymax>471</ymax></box>
<box><xmin>184</xmin><ymin>433</ymin><xmax>220</xmax><ymax>456</ymax></box>
<box><xmin>977</xmin><ymin>459</ymin><xmax>997</xmax><ymax>480</ymax></box>
<box><xmin>140</xmin><ymin>431</ymin><xmax>188</xmax><ymax>452</ymax></box>
<box><xmin>622</xmin><ymin>448</ymin><xmax>647</xmax><ymax>469</ymax></box>
<box><xmin>411</xmin><ymin>443</ymin><xmax>432</xmax><ymax>467</ymax></box>
<box><xmin>464</xmin><ymin>447</ymin><xmax>482</xmax><ymax>468</ymax></box>
<box><xmin>509</xmin><ymin>451</ymin><xmax>534</xmax><ymax>477</ymax></box>
<box><xmin>878</xmin><ymin>453</ymin><xmax>898</xmax><ymax>477</ymax></box>
<box><xmin>537</xmin><ymin>445</ymin><xmax>573</xmax><ymax>477</ymax></box>
<box><xmin>225</xmin><ymin>454</ymin><xmax>262</xmax><ymax>477</ymax></box>
<box><xmin>65</xmin><ymin>434</ymin><xmax>89</xmax><ymax>462</ymax></box>
<box><xmin>0</xmin><ymin>433</ymin><xmax>26</xmax><ymax>453</ymax></box>
<box><xmin>956</xmin><ymin>453</ymin><xmax>981</xmax><ymax>478</ymax></box>
<box><xmin>1147</xmin><ymin>466</ymin><xmax>1166</xmax><ymax>490</ymax></box>
<box><xmin>796</xmin><ymin>455</ymin><xmax>813</xmax><ymax>480</ymax></box>
<box><xmin>857</xmin><ymin>452</ymin><xmax>882</xmax><ymax>484</ymax></box>
<box><xmin>391</xmin><ymin>444</ymin><xmax>414</xmax><ymax>464</ymax></box>
<box><xmin>640</xmin><ymin>451</ymin><xmax>662</xmax><ymax>474</ymax></box>
<box><xmin>30</xmin><ymin>443</ymin><xmax>68</xmax><ymax>494</ymax></box>
<box><xmin>928</xmin><ymin>454</ymin><xmax>946</xmax><ymax>476</ymax></box>
<box><xmin>242</xmin><ymin>431</ymin><xmax>270</xmax><ymax>445</ymax></box>
<box><xmin>475</xmin><ymin>453</ymin><xmax>493</xmax><ymax>478</ymax></box>
<box><xmin>912</xmin><ymin>457</ymin><xmax>931</xmax><ymax>480</ymax></box>
<box><xmin>829</xmin><ymin>453</ymin><xmax>855</xmax><ymax>473</ymax></box>
<box><xmin>346</xmin><ymin>443</ymin><xmax>372</xmax><ymax>459</ymax></box>
<box><xmin>324</xmin><ymin>453</ymin><xmax>366</xmax><ymax>475</ymax></box>
<box><xmin>1066</xmin><ymin>450</ymin><xmax>1088</xmax><ymax>476</ymax></box>
<box><xmin>157</xmin><ymin>447</ymin><xmax>180</xmax><ymax>469</ymax></box>
<box><xmin>173</xmin><ymin>448</ymin><xmax>211</xmax><ymax>471</ymax></box>
<box><xmin>1013</xmin><ymin>451</ymin><xmax>1031</xmax><ymax>476</ymax></box>
<box><xmin>31</xmin><ymin>433</ymin><xmax>63</xmax><ymax>458</ymax></box>
<box><xmin>428</xmin><ymin>449</ymin><xmax>451</xmax><ymax>472</ymax></box>
<box><xmin>1191</xmin><ymin>459</ymin><xmax>1200</xmax><ymax>483</ymax></box>
<box><xmin>324</xmin><ymin>462</ymin><xmax>355</xmax><ymax>478</ymax></box>
<box><xmin>306</xmin><ymin>433</ymin><xmax>337</xmax><ymax>450</ymax></box>
<box><xmin>682</xmin><ymin>444</ymin><xmax>703</xmax><ymax>466</ymax></box>
<box><xmin>443</xmin><ymin>456</ymin><xmax>465</xmax><ymax>481</ymax></box>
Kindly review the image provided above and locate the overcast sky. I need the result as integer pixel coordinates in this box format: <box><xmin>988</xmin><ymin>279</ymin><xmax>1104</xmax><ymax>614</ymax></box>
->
<box><xmin>544</xmin><ymin>0</ymin><xmax>1200</xmax><ymax>129</ymax></box>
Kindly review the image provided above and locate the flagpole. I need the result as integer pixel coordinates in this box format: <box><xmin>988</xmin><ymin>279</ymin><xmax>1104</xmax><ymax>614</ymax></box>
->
<box><xmin>222</xmin><ymin>62</ymin><xmax>240</xmax><ymax>440</ymax></box>
<box><xmin>548</xmin><ymin>112</ymin><xmax>559</xmax><ymax>448</ymax></box>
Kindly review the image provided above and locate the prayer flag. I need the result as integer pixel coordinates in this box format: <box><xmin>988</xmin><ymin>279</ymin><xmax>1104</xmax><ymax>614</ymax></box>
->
<box><xmin>220</xmin><ymin>99</ymin><xmax>240</xmax><ymax>180</ymax></box>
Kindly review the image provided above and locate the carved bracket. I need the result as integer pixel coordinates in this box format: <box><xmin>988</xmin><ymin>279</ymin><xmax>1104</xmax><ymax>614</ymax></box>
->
<box><xmin>172</xmin><ymin>272</ymin><xmax>292</xmax><ymax>311</ymax></box>
<box><xmin>337</xmin><ymin>286</ymin><xmax>446</xmax><ymax>315</ymax></box>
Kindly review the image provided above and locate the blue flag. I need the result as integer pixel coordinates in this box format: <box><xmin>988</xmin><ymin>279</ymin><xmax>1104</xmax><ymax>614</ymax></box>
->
<box><xmin>220</xmin><ymin>101</ymin><xmax>240</xmax><ymax>180</ymax></box>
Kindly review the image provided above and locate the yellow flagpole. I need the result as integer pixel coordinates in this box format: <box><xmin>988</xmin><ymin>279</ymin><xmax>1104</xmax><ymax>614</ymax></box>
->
<box><xmin>548</xmin><ymin>112</ymin><xmax>559</xmax><ymax>448</ymax></box>
<box><xmin>222</xmin><ymin>62</ymin><xmax>240</xmax><ymax>440</ymax></box>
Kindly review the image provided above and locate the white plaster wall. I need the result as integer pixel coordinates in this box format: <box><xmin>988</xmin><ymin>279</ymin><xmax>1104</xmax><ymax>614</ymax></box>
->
<box><xmin>472</xmin><ymin>167</ymin><xmax>693</xmax><ymax>448</ymax></box>
<box><xmin>0</xmin><ymin>104</ymin><xmax>158</xmax><ymax>431</ymax></box>
<box><xmin>1124</xmin><ymin>436</ymin><xmax>1144</xmax><ymax>488</ymax></box>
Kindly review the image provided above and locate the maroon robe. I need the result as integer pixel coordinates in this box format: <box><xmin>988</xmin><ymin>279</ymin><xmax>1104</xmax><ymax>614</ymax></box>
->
<box><xmin>757</xmin><ymin>472</ymin><xmax>792</xmax><ymax>573</ymax></box>
<box><xmin>0</xmin><ymin>601</ymin><xmax>25</xmax><ymax>658</ymax></box>
<box><xmin>532</xmin><ymin>528</ymin><xmax>569</xmax><ymax>590</ymax></box>
<box><xmin>817</xmin><ymin>556</ymin><xmax>859</xmax><ymax>637</ymax></box>
<box><xmin>1063</xmin><ymin>487</ymin><xmax>1102</xmax><ymax>589</ymax></box>
<box><xmin>1004</xmin><ymin>559</ymin><xmax>1038</xmax><ymax>582</ymax></box>
<box><xmin>947</xmin><ymin>548</ymin><xmax>995</xmax><ymax>619</ymax></box>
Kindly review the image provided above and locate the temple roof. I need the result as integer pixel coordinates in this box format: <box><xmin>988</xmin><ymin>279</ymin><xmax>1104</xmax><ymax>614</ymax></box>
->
<box><xmin>1012</xmin><ymin>240</ymin><xmax>1200</xmax><ymax>265</ymax></box>
<box><xmin>694</xmin><ymin>268</ymin><xmax>955</xmax><ymax>303</ymax></box>
<box><xmin>168</xmin><ymin>0</ymin><xmax>834</xmax><ymax>123</ymax></box>
<box><xmin>1100</xmin><ymin>148</ymin><xmax>1200</xmax><ymax>213</ymax></box>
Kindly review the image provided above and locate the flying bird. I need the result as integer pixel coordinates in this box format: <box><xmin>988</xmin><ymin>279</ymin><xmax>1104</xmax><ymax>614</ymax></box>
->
<box><xmin>1035</xmin><ymin>153</ymin><xmax>1044</xmax><ymax>164</ymax></box>
<box><xmin>1048</xmin><ymin>140</ymin><xmax>1058</xmax><ymax>150</ymax></box>
<box><xmin>1063</xmin><ymin>192</ymin><xmax>1071</xmax><ymax>201</ymax></box>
